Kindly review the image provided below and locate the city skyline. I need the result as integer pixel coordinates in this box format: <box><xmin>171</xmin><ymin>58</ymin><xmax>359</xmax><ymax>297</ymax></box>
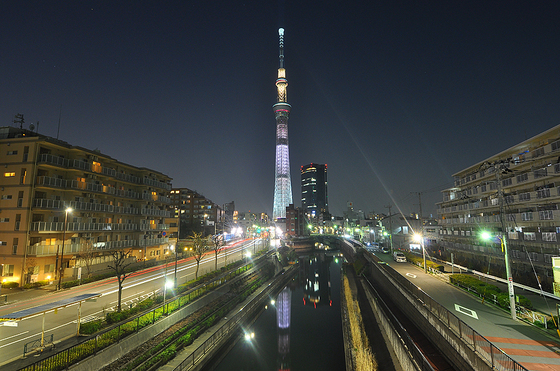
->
<box><xmin>1</xmin><ymin>2</ymin><xmax>559</xmax><ymax>217</ymax></box>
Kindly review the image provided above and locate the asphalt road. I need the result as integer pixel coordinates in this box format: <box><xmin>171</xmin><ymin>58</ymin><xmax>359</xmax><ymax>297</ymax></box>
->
<box><xmin>0</xmin><ymin>238</ymin><xmax>262</xmax><ymax>366</ymax></box>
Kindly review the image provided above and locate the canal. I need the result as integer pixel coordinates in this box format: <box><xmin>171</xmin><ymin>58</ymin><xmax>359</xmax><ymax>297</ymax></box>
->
<box><xmin>214</xmin><ymin>253</ymin><xmax>345</xmax><ymax>370</ymax></box>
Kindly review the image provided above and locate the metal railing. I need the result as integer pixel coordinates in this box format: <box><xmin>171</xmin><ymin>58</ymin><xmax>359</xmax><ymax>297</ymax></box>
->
<box><xmin>172</xmin><ymin>267</ymin><xmax>296</xmax><ymax>371</ymax></box>
<box><xmin>367</xmin><ymin>254</ymin><xmax>528</xmax><ymax>371</ymax></box>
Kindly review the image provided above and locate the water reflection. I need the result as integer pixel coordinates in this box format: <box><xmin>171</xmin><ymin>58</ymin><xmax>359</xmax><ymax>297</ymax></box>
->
<box><xmin>302</xmin><ymin>254</ymin><xmax>332</xmax><ymax>308</ymax></box>
<box><xmin>213</xmin><ymin>252</ymin><xmax>344</xmax><ymax>371</ymax></box>
<box><xmin>276</xmin><ymin>286</ymin><xmax>291</xmax><ymax>370</ymax></box>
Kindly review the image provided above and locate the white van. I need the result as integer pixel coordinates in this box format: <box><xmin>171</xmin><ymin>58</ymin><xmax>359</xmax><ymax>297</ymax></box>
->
<box><xmin>393</xmin><ymin>251</ymin><xmax>406</xmax><ymax>263</ymax></box>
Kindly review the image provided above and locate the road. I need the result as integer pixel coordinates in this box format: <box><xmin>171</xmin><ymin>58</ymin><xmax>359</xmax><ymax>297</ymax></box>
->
<box><xmin>376</xmin><ymin>250</ymin><xmax>560</xmax><ymax>371</ymax></box>
<box><xmin>0</xmin><ymin>238</ymin><xmax>264</xmax><ymax>366</ymax></box>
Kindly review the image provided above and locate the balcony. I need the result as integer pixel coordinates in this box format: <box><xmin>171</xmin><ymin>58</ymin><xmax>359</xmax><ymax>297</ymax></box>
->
<box><xmin>139</xmin><ymin>237</ymin><xmax>169</xmax><ymax>247</ymax></box>
<box><xmin>141</xmin><ymin>208</ymin><xmax>172</xmax><ymax>217</ymax></box>
<box><xmin>116</xmin><ymin>172</ymin><xmax>141</xmax><ymax>184</ymax></box>
<box><xmin>36</xmin><ymin>176</ymin><xmax>67</xmax><ymax>189</ymax></box>
<box><xmin>27</xmin><ymin>243</ymin><xmax>81</xmax><ymax>256</ymax></box>
<box><xmin>33</xmin><ymin>198</ymin><xmax>63</xmax><ymax>209</ymax></box>
<box><xmin>139</xmin><ymin>223</ymin><xmax>170</xmax><ymax>231</ymax></box>
<box><xmin>38</xmin><ymin>154</ymin><xmax>69</xmax><ymax>168</ymax></box>
<box><xmin>142</xmin><ymin>177</ymin><xmax>172</xmax><ymax>191</ymax></box>
<box><xmin>31</xmin><ymin>222</ymin><xmax>139</xmax><ymax>232</ymax></box>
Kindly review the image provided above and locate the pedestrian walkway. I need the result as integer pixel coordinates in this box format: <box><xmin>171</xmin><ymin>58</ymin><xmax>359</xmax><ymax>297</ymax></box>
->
<box><xmin>0</xmin><ymin>285</ymin><xmax>56</xmax><ymax>306</ymax></box>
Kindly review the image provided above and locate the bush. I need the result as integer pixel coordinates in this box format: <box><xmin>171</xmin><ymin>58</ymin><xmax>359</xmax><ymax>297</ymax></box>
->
<box><xmin>1</xmin><ymin>281</ymin><xmax>19</xmax><ymax>289</ymax></box>
<box><xmin>80</xmin><ymin>320</ymin><xmax>103</xmax><ymax>334</ymax></box>
<box><xmin>450</xmin><ymin>274</ymin><xmax>532</xmax><ymax>310</ymax></box>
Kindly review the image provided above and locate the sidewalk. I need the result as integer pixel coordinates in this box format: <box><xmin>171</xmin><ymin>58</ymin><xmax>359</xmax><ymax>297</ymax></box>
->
<box><xmin>0</xmin><ymin>284</ymin><xmax>57</xmax><ymax>306</ymax></box>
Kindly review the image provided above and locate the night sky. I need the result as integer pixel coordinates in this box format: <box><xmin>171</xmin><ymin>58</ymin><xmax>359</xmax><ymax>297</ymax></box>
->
<box><xmin>2</xmin><ymin>1</ymin><xmax>560</xmax><ymax>217</ymax></box>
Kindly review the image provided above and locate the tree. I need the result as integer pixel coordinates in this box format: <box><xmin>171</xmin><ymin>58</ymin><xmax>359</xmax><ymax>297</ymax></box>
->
<box><xmin>189</xmin><ymin>232</ymin><xmax>209</xmax><ymax>279</ymax></box>
<box><xmin>76</xmin><ymin>239</ymin><xmax>98</xmax><ymax>279</ymax></box>
<box><xmin>211</xmin><ymin>234</ymin><xmax>225</xmax><ymax>270</ymax></box>
<box><xmin>107</xmin><ymin>249</ymin><xmax>134</xmax><ymax>312</ymax></box>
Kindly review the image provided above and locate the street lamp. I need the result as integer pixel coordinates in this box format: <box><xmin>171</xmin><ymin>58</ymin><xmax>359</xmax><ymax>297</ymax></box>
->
<box><xmin>58</xmin><ymin>207</ymin><xmax>72</xmax><ymax>290</ymax></box>
<box><xmin>481</xmin><ymin>231</ymin><xmax>516</xmax><ymax>320</ymax></box>
<box><xmin>413</xmin><ymin>233</ymin><xmax>427</xmax><ymax>273</ymax></box>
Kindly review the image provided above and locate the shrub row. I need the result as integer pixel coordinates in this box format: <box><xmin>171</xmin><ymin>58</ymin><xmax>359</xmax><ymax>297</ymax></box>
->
<box><xmin>450</xmin><ymin>274</ymin><xmax>533</xmax><ymax>309</ymax></box>
<box><xmin>403</xmin><ymin>251</ymin><xmax>445</xmax><ymax>272</ymax></box>
<box><xmin>1</xmin><ymin>281</ymin><xmax>20</xmax><ymax>289</ymax></box>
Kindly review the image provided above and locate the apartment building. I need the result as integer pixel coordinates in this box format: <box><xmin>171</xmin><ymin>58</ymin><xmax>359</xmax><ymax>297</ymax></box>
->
<box><xmin>437</xmin><ymin>124</ymin><xmax>560</xmax><ymax>291</ymax></box>
<box><xmin>0</xmin><ymin>126</ymin><xmax>172</xmax><ymax>286</ymax></box>
<box><xmin>169</xmin><ymin>188</ymin><xmax>223</xmax><ymax>238</ymax></box>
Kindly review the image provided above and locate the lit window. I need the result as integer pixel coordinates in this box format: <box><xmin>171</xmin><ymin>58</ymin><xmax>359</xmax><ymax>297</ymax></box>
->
<box><xmin>4</xmin><ymin>172</ymin><xmax>15</xmax><ymax>177</ymax></box>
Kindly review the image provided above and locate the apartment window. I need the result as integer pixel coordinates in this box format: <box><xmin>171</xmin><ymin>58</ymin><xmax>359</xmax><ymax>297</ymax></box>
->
<box><xmin>506</xmin><ymin>214</ymin><xmax>516</xmax><ymax>221</ymax></box>
<box><xmin>44</xmin><ymin>264</ymin><xmax>55</xmax><ymax>273</ymax></box>
<box><xmin>524</xmin><ymin>232</ymin><xmax>536</xmax><ymax>241</ymax></box>
<box><xmin>534</xmin><ymin>168</ymin><xmax>548</xmax><ymax>179</ymax></box>
<box><xmin>542</xmin><ymin>232</ymin><xmax>557</xmax><ymax>242</ymax></box>
<box><xmin>23</xmin><ymin>146</ymin><xmax>29</xmax><ymax>161</ymax></box>
<box><xmin>508</xmin><ymin>231</ymin><xmax>518</xmax><ymax>240</ymax></box>
<box><xmin>516</xmin><ymin>173</ymin><xmax>529</xmax><ymax>183</ymax></box>
<box><xmin>1</xmin><ymin>195</ymin><xmax>12</xmax><ymax>200</ymax></box>
<box><xmin>519</xmin><ymin>192</ymin><xmax>530</xmax><ymax>202</ymax></box>
<box><xmin>539</xmin><ymin>210</ymin><xmax>554</xmax><ymax>220</ymax></box>
<box><xmin>552</xmin><ymin>140</ymin><xmax>560</xmax><ymax>152</ymax></box>
<box><xmin>6</xmin><ymin>150</ymin><xmax>18</xmax><ymax>155</ymax></box>
<box><xmin>0</xmin><ymin>218</ymin><xmax>9</xmax><ymax>222</ymax></box>
<box><xmin>4</xmin><ymin>172</ymin><xmax>15</xmax><ymax>177</ymax></box>
<box><xmin>521</xmin><ymin>212</ymin><xmax>533</xmax><ymax>221</ymax></box>
<box><xmin>537</xmin><ymin>188</ymin><xmax>551</xmax><ymax>199</ymax></box>
<box><xmin>502</xmin><ymin>178</ymin><xmax>512</xmax><ymax>187</ymax></box>
<box><xmin>2</xmin><ymin>264</ymin><xmax>14</xmax><ymax>277</ymax></box>
<box><xmin>532</xmin><ymin>147</ymin><xmax>545</xmax><ymax>158</ymax></box>
<box><xmin>504</xmin><ymin>195</ymin><xmax>514</xmax><ymax>204</ymax></box>
<box><xmin>20</xmin><ymin>168</ymin><xmax>27</xmax><ymax>184</ymax></box>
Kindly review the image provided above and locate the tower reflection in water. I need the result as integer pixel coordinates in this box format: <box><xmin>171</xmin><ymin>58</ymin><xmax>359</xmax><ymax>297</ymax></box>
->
<box><xmin>302</xmin><ymin>254</ymin><xmax>332</xmax><ymax>308</ymax></box>
<box><xmin>276</xmin><ymin>286</ymin><xmax>291</xmax><ymax>370</ymax></box>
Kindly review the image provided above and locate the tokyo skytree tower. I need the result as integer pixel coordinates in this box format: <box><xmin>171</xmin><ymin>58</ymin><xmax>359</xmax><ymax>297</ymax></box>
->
<box><xmin>272</xmin><ymin>28</ymin><xmax>293</xmax><ymax>220</ymax></box>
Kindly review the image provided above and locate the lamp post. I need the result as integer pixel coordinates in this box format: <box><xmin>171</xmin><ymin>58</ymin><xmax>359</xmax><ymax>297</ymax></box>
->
<box><xmin>172</xmin><ymin>244</ymin><xmax>178</xmax><ymax>288</ymax></box>
<box><xmin>58</xmin><ymin>207</ymin><xmax>72</xmax><ymax>291</ymax></box>
<box><xmin>413</xmin><ymin>233</ymin><xmax>427</xmax><ymax>273</ymax></box>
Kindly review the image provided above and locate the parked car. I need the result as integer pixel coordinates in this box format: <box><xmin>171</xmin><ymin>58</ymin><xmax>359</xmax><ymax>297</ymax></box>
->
<box><xmin>393</xmin><ymin>251</ymin><xmax>406</xmax><ymax>262</ymax></box>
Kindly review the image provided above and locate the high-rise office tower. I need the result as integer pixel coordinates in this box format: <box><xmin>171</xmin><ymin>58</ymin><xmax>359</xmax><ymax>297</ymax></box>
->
<box><xmin>301</xmin><ymin>163</ymin><xmax>328</xmax><ymax>218</ymax></box>
<box><xmin>272</xmin><ymin>28</ymin><xmax>293</xmax><ymax>220</ymax></box>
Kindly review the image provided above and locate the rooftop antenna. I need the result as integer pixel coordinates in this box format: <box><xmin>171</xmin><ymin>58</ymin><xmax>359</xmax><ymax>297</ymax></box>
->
<box><xmin>56</xmin><ymin>105</ymin><xmax>62</xmax><ymax>139</ymax></box>
<box><xmin>13</xmin><ymin>113</ymin><xmax>24</xmax><ymax>129</ymax></box>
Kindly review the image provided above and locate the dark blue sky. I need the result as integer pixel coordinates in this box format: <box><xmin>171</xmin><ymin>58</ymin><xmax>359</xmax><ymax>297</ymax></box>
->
<box><xmin>1</xmin><ymin>1</ymin><xmax>559</xmax><ymax>217</ymax></box>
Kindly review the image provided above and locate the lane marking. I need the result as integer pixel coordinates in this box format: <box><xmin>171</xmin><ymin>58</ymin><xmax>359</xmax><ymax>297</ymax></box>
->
<box><xmin>454</xmin><ymin>304</ymin><xmax>478</xmax><ymax>319</ymax></box>
<box><xmin>0</xmin><ymin>331</ymin><xmax>29</xmax><ymax>343</ymax></box>
<box><xmin>406</xmin><ymin>273</ymin><xmax>417</xmax><ymax>278</ymax></box>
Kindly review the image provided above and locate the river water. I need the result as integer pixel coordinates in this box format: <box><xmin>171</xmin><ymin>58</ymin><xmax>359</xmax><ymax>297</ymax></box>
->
<box><xmin>214</xmin><ymin>253</ymin><xmax>345</xmax><ymax>371</ymax></box>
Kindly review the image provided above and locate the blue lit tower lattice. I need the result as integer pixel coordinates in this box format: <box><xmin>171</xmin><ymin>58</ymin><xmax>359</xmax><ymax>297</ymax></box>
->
<box><xmin>272</xmin><ymin>28</ymin><xmax>293</xmax><ymax>220</ymax></box>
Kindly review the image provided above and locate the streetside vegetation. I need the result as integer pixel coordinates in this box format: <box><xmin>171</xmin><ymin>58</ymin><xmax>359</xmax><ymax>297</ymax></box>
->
<box><xmin>18</xmin><ymin>264</ymin><xmax>257</xmax><ymax>371</ymax></box>
<box><xmin>343</xmin><ymin>274</ymin><xmax>377</xmax><ymax>371</ymax></box>
<box><xmin>449</xmin><ymin>274</ymin><xmax>533</xmax><ymax>309</ymax></box>
<box><xmin>402</xmin><ymin>251</ymin><xmax>445</xmax><ymax>272</ymax></box>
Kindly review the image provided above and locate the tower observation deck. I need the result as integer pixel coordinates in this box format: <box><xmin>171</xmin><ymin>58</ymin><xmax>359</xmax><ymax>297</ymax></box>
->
<box><xmin>272</xmin><ymin>28</ymin><xmax>293</xmax><ymax>220</ymax></box>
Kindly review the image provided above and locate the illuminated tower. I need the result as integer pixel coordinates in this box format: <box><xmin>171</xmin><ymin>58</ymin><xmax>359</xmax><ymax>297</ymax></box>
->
<box><xmin>272</xmin><ymin>28</ymin><xmax>293</xmax><ymax>220</ymax></box>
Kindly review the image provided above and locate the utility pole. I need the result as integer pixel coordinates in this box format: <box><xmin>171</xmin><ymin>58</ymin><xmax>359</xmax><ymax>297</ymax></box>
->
<box><xmin>495</xmin><ymin>161</ymin><xmax>517</xmax><ymax>320</ymax></box>
<box><xmin>385</xmin><ymin>205</ymin><xmax>393</xmax><ymax>253</ymax></box>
